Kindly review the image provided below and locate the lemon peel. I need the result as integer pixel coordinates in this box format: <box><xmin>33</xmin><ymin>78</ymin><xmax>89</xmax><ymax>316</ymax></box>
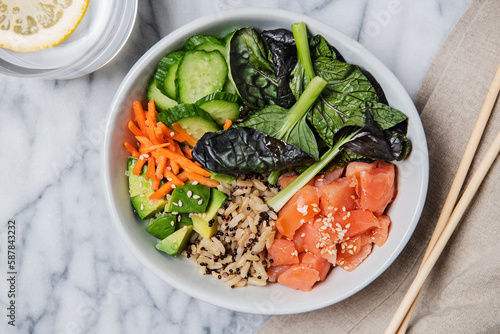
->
<box><xmin>0</xmin><ymin>0</ymin><xmax>89</xmax><ymax>53</ymax></box>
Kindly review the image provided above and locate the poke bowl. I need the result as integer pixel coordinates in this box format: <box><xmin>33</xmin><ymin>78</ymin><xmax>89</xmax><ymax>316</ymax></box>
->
<box><xmin>103</xmin><ymin>8</ymin><xmax>428</xmax><ymax>314</ymax></box>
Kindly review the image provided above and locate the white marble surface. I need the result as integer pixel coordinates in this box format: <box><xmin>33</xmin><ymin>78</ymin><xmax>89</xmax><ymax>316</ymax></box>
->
<box><xmin>0</xmin><ymin>0</ymin><xmax>472</xmax><ymax>333</ymax></box>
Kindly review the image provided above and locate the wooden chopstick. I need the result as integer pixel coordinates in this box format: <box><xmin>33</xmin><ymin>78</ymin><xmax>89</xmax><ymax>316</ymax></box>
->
<box><xmin>385</xmin><ymin>130</ymin><xmax>500</xmax><ymax>334</ymax></box>
<box><xmin>393</xmin><ymin>63</ymin><xmax>500</xmax><ymax>333</ymax></box>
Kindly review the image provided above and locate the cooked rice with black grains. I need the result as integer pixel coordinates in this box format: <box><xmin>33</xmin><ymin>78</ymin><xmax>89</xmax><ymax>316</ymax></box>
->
<box><xmin>182</xmin><ymin>174</ymin><xmax>279</xmax><ymax>288</ymax></box>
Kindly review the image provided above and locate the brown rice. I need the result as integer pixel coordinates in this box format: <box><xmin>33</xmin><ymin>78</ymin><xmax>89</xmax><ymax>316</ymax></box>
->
<box><xmin>182</xmin><ymin>174</ymin><xmax>279</xmax><ymax>288</ymax></box>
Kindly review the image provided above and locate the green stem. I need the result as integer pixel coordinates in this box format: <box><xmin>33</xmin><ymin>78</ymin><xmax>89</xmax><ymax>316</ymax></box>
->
<box><xmin>267</xmin><ymin>130</ymin><xmax>360</xmax><ymax>212</ymax></box>
<box><xmin>292</xmin><ymin>22</ymin><xmax>315</xmax><ymax>82</ymax></box>
<box><xmin>275</xmin><ymin>76</ymin><xmax>326</xmax><ymax>139</ymax></box>
<box><xmin>267</xmin><ymin>170</ymin><xmax>281</xmax><ymax>185</ymax></box>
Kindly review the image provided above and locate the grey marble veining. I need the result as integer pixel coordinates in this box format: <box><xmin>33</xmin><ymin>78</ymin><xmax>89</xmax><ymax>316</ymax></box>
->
<box><xmin>0</xmin><ymin>1</ymin><xmax>471</xmax><ymax>333</ymax></box>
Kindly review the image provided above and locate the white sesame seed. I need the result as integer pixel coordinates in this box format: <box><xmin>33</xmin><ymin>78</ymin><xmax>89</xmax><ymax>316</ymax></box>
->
<box><xmin>139</xmin><ymin>182</ymin><xmax>143</xmax><ymax>188</ymax></box>
<box><xmin>170</xmin><ymin>132</ymin><xmax>175</xmax><ymax>137</ymax></box>
<box><xmin>187</xmin><ymin>190</ymin><xmax>193</xmax><ymax>198</ymax></box>
<box><xmin>347</xmin><ymin>244</ymin><xmax>353</xmax><ymax>249</ymax></box>
<box><xmin>178</xmin><ymin>200</ymin><xmax>183</xmax><ymax>207</ymax></box>
<box><xmin>182</xmin><ymin>225</ymin><xmax>187</xmax><ymax>230</ymax></box>
<box><xmin>301</xmin><ymin>233</ymin><xmax>306</xmax><ymax>238</ymax></box>
<box><xmin>140</xmin><ymin>194</ymin><xmax>145</xmax><ymax>198</ymax></box>
<box><xmin>139</xmin><ymin>155</ymin><xmax>145</xmax><ymax>161</ymax></box>
<box><xmin>353</xmin><ymin>246</ymin><xmax>357</xmax><ymax>252</ymax></box>
<box><xmin>336</xmin><ymin>223</ymin><xmax>342</xmax><ymax>228</ymax></box>
<box><xmin>167</xmin><ymin>166</ymin><xmax>172</xmax><ymax>171</ymax></box>
<box><xmin>173</xmin><ymin>202</ymin><xmax>178</xmax><ymax>206</ymax></box>
<box><xmin>348</xmin><ymin>250</ymin><xmax>354</xmax><ymax>254</ymax></box>
<box><xmin>171</xmin><ymin>184</ymin><xmax>176</xmax><ymax>189</ymax></box>
<box><xmin>342</xmin><ymin>206</ymin><xmax>346</xmax><ymax>212</ymax></box>
<box><xmin>140</xmin><ymin>204</ymin><xmax>144</xmax><ymax>210</ymax></box>
<box><xmin>167</xmin><ymin>178</ymin><xmax>173</xmax><ymax>182</ymax></box>
<box><xmin>351</xmin><ymin>195</ymin><xmax>356</xmax><ymax>199</ymax></box>
<box><xmin>192</xmin><ymin>181</ymin><xmax>199</xmax><ymax>185</ymax></box>
<box><xmin>342</xmin><ymin>216</ymin><xmax>347</xmax><ymax>220</ymax></box>
<box><xmin>172</xmin><ymin>211</ymin><xmax>178</xmax><ymax>215</ymax></box>
<box><xmin>328</xmin><ymin>206</ymin><xmax>334</xmax><ymax>210</ymax></box>
<box><xmin>311</xmin><ymin>203</ymin><xmax>318</xmax><ymax>207</ymax></box>
<box><xmin>347</xmin><ymin>212</ymin><xmax>351</xmax><ymax>218</ymax></box>
<box><xmin>198</xmin><ymin>199</ymin><xmax>203</xmax><ymax>205</ymax></box>
<box><xmin>170</xmin><ymin>221</ymin><xmax>175</xmax><ymax>226</ymax></box>
<box><xmin>177</xmin><ymin>215</ymin><xmax>181</xmax><ymax>222</ymax></box>
<box><xmin>346</xmin><ymin>223</ymin><xmax>351</xmax><ymax>228</ymax></box>
<box><xmin>192</xmin><ymin>194</ymin><xmax>200</xmax><ymax>199</ymax></box>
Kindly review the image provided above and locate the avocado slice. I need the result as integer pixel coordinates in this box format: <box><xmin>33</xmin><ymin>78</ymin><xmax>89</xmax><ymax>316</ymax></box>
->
<box><xmin>128</xmin><ymin>157</ymin><xmax>168</xmax><ymax>219</ymax></box>
<box><xmin>177</xmin><ymin>213</ymin><xmax>193</xmax><ymax>229</ymax></box>
<box><xmin>156</xmin><ymin>225</ymin><xmax>193</xmax><ymax>257</ymax></box>
<box><xmin>210</xmin><ymin>172</ymin><xmax>236</xmax><ymax>184</ymax></box>
<box><xmin>165</xmin><ymin>184</ymin><xmax>211</xmax><ymax>213</ymax></box>
<box><xmin>192</xmin><ymin>188</ymin><xmax>227</xmax><ymax>238</ymax></box>
<box><xmin>148</xmin><ymin>214</ymin><xmax>177</xmax><ymax>239</ymax></box>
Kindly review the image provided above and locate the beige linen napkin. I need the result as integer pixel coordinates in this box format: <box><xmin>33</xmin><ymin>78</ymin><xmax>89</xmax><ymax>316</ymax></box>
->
<box><xmin>258</xmin><ymin>0</ymin><xmax>500</xmax><ymax>333</ymax></box>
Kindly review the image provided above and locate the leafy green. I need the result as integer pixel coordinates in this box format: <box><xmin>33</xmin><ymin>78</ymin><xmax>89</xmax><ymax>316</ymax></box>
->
<box><xmin>226</xmin><ymin>27</ymin><xmax>297</xmax><ymax>110</ymax></box>
<box><xmin>191</xmin><ymin>127</ymin><xmax>314</xmax><ymax>174</ymax></box>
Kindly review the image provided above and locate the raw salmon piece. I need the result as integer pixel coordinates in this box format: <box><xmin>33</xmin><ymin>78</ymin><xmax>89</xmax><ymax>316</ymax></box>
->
<box><xmin>293</xmin><ymin>220</ymin><xmax>337</xmax><ymax>265</ymax></box>
<box><xmin>277</xmin><ymin>264</ymin><xmax>321</xmax><ymax>292</ymax></box>
<box><xmin>318</xmin><ymin>177</ymin><xmax>358</xmax><ymax>215</ymax></box>
<box><xmin>267</xmin><ymin>264</ymin><xmax>292</xmax><ymax>282</ymax></box>
<box><xmin>359</xmin><ymin>162</ymin><xmax>396</xmax><ymax>215</ymax></box>
<box><xmin>276</xmin><ymin>185</ymin><xmax>319</xmax><ymax>239</ymax></box>
<box><xmin>267</xmin><ymin>239</ymin><xmax>299</xmax><ymax>266</ymax></box>
<box><xmin>314</xmin><ymin>167</ymin><xmax>344</xmax><ymax>187</ymax></box>
<box><xmin>279</xmin><ymin>174</ymin><xmax>315</xmax><ymax>189</ymax></box>
<box><xmin>371</xmin><ymin>215</ymin><xmax>391</xmax><ymax>247</ymax></box>
<box><xmin>336</xmin><ymin>242</ymin><xmax>373</xmax><ymax>272</ymax></box>
<box><xmin>334</xmin><ymin>210</ymin><xmax>380</xmax><ymax>238</ymax></box>
<box><xmin>338</xmin><ymin>231</ymin><xmax>372</xmax><ymax>256</ymax></box>
<box><xmin>299</xmin><ymin>252</ymin><xmax>331</xmax><ymax>281</ymax></box>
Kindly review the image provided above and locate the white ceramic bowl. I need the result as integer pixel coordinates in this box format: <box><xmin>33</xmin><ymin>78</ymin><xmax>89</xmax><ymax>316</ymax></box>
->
<box><xmin>104</xmin><ymin>8</ymin><xmax>429</xmax><ymax>315</ymax></box>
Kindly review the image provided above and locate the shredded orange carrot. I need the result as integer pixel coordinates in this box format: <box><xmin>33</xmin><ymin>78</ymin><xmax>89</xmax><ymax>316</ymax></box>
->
<box><xmin>146</xmin><ymin>156</ymin><xmax>156</xmax><ymax>181</ymax></box>
<box><xmin>158</xmin><ymin>122</ymin><xmax>185</xmax><ymax>142</ymax></box>
<box><xmin>172</xmin><ymin>123</ymin><xmax>197</xmax><ymax>147</ymax></box>
<box><xmin>155</xmin><ymin>156</ymin><xmax>167</xmax><ymax>179</ymax></box>
<box><xmin>146</xmin><ymin>127</ymin><xmax>162</xmax><ymax>146</ymax></box>
<box><xmin>156</xmin><ymin>148</ymin><xmax>211</xmax><ymax>177</ymax></box>
<box><xmin>124</xmin><ymin>142</ymin><xmax>140</xmax><ymax>158</ymax></box>
<box><xmin>139</xmin><ymin>143</ymin><xmax>170</xmax><ymax>154</ymax></box>
<box><xmin>133</xmin><ymin>101</ymin><xmax>148</xmax><ymax>135</ymax></box>
<box><xmin>223</xmin><ymin>119</ymin><xmax>232</xmax><ymax>130</ymax></box>
<box><xmin>151</xmin><ymin>176</ymin><xmax>161</xmax><ymax>190</ymax></box>
<box><xmin>164</xmin><ymin>168</ymin><xmax>183</xmax><ymax>185</ymax></box>
<box><xmin>147</xmin><ymin>99</ymin><xmax>157</xmax><ymax>126</ymax></box>
<box><xmin>149</xmin><ymin>178</ymin><xmax>185</xmax><ymax>200</ymax></box>
<box><xmin>135</xmin><ymin>136</ymin><xmax>154</xmax><ymax>148</ymax></box>
<box><xmin>187</xmin><ymin>172</ymin><xmax>219</xmax><ymax>187</ymax></box>
<box><xmin>181</xmin><ymin>145</ymin><xmax>193</xmax><ymax>159</ymax></box>
<box><xmin>154</xmin><ymin>127</ymin><xmax>165</xmax><ymax>142</ymax></box>
<box><xmin>132</xmin><ymin>156</ymin><xmax>147</xmax><ymax>175</ymax></box>
<box><xmin>176</xmin><ymin>171</ymin><xmax>189</xmax><ymax>182</ymax></box>
<box><xmin>128</xmin><ymin>121</ymin><xmax>144</xmax><ymax>137</ymax></box>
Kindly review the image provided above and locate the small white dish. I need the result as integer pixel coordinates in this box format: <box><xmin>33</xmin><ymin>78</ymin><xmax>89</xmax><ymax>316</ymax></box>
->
<box><xmin>103</xmin><ymin>8</ymin><xmax>429</xmax><ymax>315</ymax></box>
<box><xmin>0</xmin><ymin>0</ymin><xmax>137</xmax><ymax>79</ymax></box>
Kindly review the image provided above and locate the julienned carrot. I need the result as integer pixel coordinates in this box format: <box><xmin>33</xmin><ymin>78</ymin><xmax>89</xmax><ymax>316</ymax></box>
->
<box><xmin>146</xmin><ymin>156</ymin><xmax>155</xmax><ymax>181</ymax></box>
<box><xmin>147</xmin><ymin>99</ymin><xmax>157</xmax><ymax>126</ymax></box>
<box><xmin>187</xmin><ymin>172</ymin><xmax>219</xmax><ymax>188</ymax></box>
<box><xmin>154</xmin><ymin>127</ymin><xmax>165</xmax><ymax>142</ymax></box>
<box><xmin>158</xmin><ymin>122</ymin><xmax>185</xmax><ymax>142</ymax></box>
<box><xmin>149</xmin><ymin>178</ymin><xmax>185</xmax><ymax>200</ymax></box>
<box><xmin>177</xmin><ymin>171</ymin><xmax>189</xmax><ymax>182</ymax></box>
<box><xmin>223</xmin><ymin>119</ymin><xmax>232</xmax><ymax>130</ymax></box>
<box><xmin>140</xmin><ymin>142</ymin><xmax>170</xmax><ymax>154</ymax></box>
<box><xmin>128</xmin><ymin>121</ymin><xmax>144</xmax><ymax>137</ymax></box>
<box><xmin>136</xmin><ymin>136</ymin><xmax>154</xmax><ymax>148</ymax></box>
<box><xmin>181</xmin><ymin>145</ymin><xmax>193</xmax><ymax>159</ymax></box>
<box><xmin>124</xmin><ymin>142</ymin><xmax>140</xmax><ymax>158</ymax></box>
<box><xmin>172</xmin><ymin>123</ymin><xmax>197</xmax><ymax>147</ymax></box>
<box><xmin>155</xmin><ymin>155</ymin><xmax>167</xmax><ymax>179</ymax></box>
<box><xmin>132</xmin><ymin>156</ymin><xmax>147</xmax><ymax>175</ymax></box>
<box><xmin>151</xmin><ymin>176</ymin><xmax>161</xmax><ymax>190</ymax></box>
<box><xmin>164</xmin><ymin>168</ymin><xmax>183</xmax><ymax>185</ymax></box>
<box><xmin>147</xmin><ymin>127</ymin><xmax>161</xmax><ymax>146</ymax></box>
<box><xmin>133</xmin><ymin>101</ymin><xmax>148</xmax><ymax>135</ymax></box>
<box><xmin>156</xmin><ymin>148</ymin><xmax>211</xmax><ymax>177</ymax></box>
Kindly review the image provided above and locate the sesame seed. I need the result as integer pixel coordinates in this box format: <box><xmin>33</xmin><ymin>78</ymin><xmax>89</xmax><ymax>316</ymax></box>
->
<box><xmin>336</xmin><ymin>223</ymin><xmax>342</xmax><ymax>228</ymax></box>
<box><xmin>187</xmin><ymin>190</ymin><xmax>193</xmax><ymax>198</ymax></box>
<box><xmin>171</xmin><ymin>184</ymin><xmax>176</xmax><ymax>189</ymax></box>
<box><xmin>192</xmin><ymin>181</ymin><xmax>199</xmax><ymax>185</ymax></box>
<box><xmin>170</xmin><ymin>221</ymin><xmax>175</xmax><ymax>226</ymax></box>
<box><xmin>301</xmin><ymin>233</ymin><xmax>306</xmax><ymax>237</ymax></box>
<box><xmin>177</xmin><ymin>215</ymin><xmax>181</xmax><ymax>222</ymax></box>
<box><xmin>198</xmin><ymin>199</ymin><xmax>203</xmax><ymax>205</ymax></box>
<box><xmin>348</xmin><ymin>250</ymin><xmax>354</xmax><ymax>254</ymax></box>
<box><xmin>347</xmin><ymin>212</ymin><xmax>351</xmax><ymax>218</ymax></box>
<box><xmin>167</xmin><ymin>178</ymin><xmax>173</xmax><ymax>182</ymax></box>
<box><xmin>170</xmin><ymin>132</ymin><xmax>175</xmax><ymax>137</ymax></box>
<box><xmin>346</xmin><ymin>223</ymin><xmax>351</xmax><ymax>228</ymax></box>
<box><xmin>351</xmin><ymin>195</ymin><xmax>356</xmax><ymax>199</ymax></box>
<box><xmin>342</xmin><ymin>206</ymin><xmax>346</xmax><ymax>212</ymax></box>
<box><xmin>342</xmin><ymin>216</ymin><xmax>347</xmax><ymax>220</ymax></box>
<box><xmin>140</xmin><ymin>204</ymin><xmax>144</xmax><ymax>210</ymax></box>
<box><xmin>311</xmin><ymin>203</ymin><xmax>318</xmax><ymax>207</ymax></box>
<box><xmin>167</xmin><ymin>167</ymin><xmax>172</xmax><ymax>171</ymax></box>
<box><xmin>182</xmin><ymin>225</ymin><xmax>187</xmax><ymax>230</ymax></box>
<box><xmin>353</xmin><ymin>246</ymin><xmax>357</xmax><ymax>252</ymax></box>
<box><xmin>317</xmin><ymin>178</ymin><xmax>324</xmax><ymax>182</ymax></box>
<box><xmin>140</xmin><ymin>194</ymin><xmax>145</xmax><ymax>198</ymax></box>
<box><xmin>347</xmin><ymin>244</ymin><xmax>353</xmax><ymax>249</ymax></box>
<box><xmin>193</xmin><ymin>195</ymin><xmax>200</xmax><ymax>199</ymax></box>
<box><xmin>328</xmin><ymin>206</ymin><xmax>334</xmax><ymax>210</ymax></box>
<box><xmin>139</xmin><ymin>182</ymin><xmax>143</xmax><ymax>188</ymax></box>
<box><xmin>178</xmin><ymin>200</ymin><xmax>183</xmax><ymax>207</ymax></box>
<box><xmin>173</xmin><ymin>202</ymin><xmax>178</xmax><ymax>206</ymax></box>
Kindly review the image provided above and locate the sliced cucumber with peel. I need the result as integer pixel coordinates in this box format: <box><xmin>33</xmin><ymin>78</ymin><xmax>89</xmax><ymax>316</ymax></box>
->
<box><xmin>195</xmin><ymin>92</ymin><xmax>242</xmax><ymax>126</ymax></box>
<box><xmin>147</xmin><ymin>79</ymin><xmax>178</xmax><ymax>111</ymax></box>
<box><xmin>157</xmin><ymin>104</ymin><xmax>219</xmax><ymax>140</ymax></box>
<box><xmin>176</xmin><ymin>50</ymin><xmax>228</xmax><ymax>104</ymax></box>
<box><xmin>154</xmin><ymin>51</ymin><xmax>185</xmax><ymax>98</ymax></box>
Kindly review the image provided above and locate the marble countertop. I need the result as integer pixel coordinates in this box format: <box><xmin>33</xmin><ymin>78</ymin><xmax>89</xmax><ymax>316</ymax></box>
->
<box><xmin>0</xmin><ymin>0</ymin><xmax>472</xmax><ymax>333</ymax></box>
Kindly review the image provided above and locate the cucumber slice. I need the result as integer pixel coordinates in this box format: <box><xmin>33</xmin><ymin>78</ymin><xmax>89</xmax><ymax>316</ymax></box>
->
<box><xmin>157</xmin><ymin>104</ymin><xmax>219</xmax><ymax>140</ymax></box>
<box><xmin>195</xmin><ymin>92</ymin><xmax>242</xmax><ymax>126</ymax></box>
<box><xmin>154</xmin><ymin>51</ymin><xmax>184</xmax><ymax>99</ymax></box>
<box><xmin>147</xmin><ymin>79</ymin><xmax>178</xmax><ymax>111</ymax></box>
<box><xmin>184</xmin><ymin>35</ymin><xmax>226</xmax><ymax>55</ymax></box>
<box><xmin>176</xmin><ymin>50</ymin><xmax>228</xmax><ymax>104</ymax></box>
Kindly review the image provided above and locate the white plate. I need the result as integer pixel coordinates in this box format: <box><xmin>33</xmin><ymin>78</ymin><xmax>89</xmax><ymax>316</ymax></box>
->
<box><xmin>103</xmin><ymin>8</ymin><xmax>429</xmax><ymax>315</ymax></box>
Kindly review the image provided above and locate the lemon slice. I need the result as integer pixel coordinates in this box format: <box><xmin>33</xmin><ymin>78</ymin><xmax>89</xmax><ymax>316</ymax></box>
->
<box><xmin>0</xmin><ymin>0</ymin><xmax>89</xmax><ymax>52</ymax></box>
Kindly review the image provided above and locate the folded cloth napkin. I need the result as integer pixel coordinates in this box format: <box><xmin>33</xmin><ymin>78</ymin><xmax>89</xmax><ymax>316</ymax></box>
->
<box><xmin>258</xmin><ymin>0</ymin><xmax>500</xmax><ymax>333</ymax></box>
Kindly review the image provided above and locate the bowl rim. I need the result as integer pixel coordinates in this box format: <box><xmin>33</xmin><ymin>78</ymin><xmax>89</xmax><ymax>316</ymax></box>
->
<box><xmin>103</xmin><ymin>7</ymin><xmax>429</xmax><ymax>314</ymax></box>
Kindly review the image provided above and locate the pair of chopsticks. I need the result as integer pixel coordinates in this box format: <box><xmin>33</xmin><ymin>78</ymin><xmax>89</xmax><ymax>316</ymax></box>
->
<box><xmin>385</xmin><ymin>63</ymin><xmax>500</xmax><ymax>334</ymax></box>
